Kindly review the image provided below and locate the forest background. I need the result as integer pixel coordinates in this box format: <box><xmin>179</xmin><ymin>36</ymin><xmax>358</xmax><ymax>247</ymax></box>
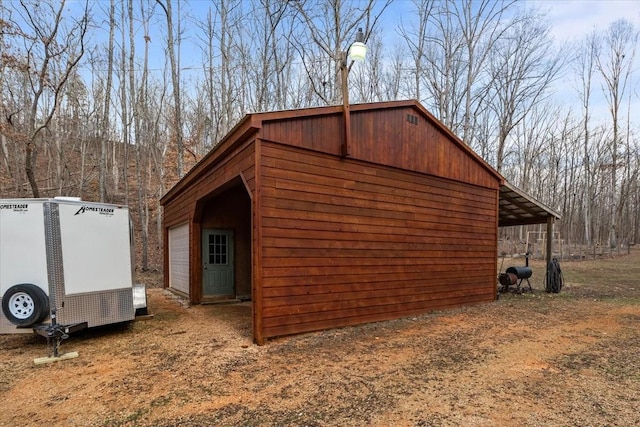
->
<box><xmin>1</xmin><ymin>0</ymin><xmax>639</xmax><ymax>271</ymax></box>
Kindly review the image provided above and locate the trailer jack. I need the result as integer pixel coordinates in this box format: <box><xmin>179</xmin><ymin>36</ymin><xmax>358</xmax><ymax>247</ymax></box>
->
<box><xmin>32</xmin><ymin>311</ymin><xmax>87</xmax><ymax>364</ymax></box>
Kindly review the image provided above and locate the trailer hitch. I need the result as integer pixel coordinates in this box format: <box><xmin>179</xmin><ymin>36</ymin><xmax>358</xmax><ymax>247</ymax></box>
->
<box><xmin>33</xmin><ymin>310</ymin><xmax>87</xmax><ymax>358</ymax></box>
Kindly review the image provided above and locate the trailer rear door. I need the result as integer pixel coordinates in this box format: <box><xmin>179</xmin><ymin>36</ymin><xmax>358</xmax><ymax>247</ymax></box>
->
<box><xmin>0</xmin><ymin>201</ymin><xmax>48</xmax><ymax>297</ymax></box>
<box><xmin>57</xmin><ymin>202</ymin><xmax>133</xmax><ymax>294</ymax></box>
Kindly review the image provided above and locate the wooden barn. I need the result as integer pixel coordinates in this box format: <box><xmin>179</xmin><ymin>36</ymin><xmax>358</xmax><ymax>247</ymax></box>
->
<box><xmin>160</xmin><ymin>100</ymin><xmax>559</xmax><ymax>344</ymax></box>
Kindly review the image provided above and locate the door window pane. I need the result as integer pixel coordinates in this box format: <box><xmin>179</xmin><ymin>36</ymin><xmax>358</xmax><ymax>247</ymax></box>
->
<box><xmin>208</xmin><ymin>234</ymin><xmax>228</xmax><ymax>265</ymax></box>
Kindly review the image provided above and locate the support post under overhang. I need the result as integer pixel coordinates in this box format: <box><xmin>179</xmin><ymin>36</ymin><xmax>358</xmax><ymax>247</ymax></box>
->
<box><xmin>546</xmin><ymin>215</ymin><xmax>554</xmax><ymax>267</ymax></box>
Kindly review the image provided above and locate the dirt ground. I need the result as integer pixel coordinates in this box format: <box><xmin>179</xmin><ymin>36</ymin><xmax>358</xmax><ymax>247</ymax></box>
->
<box><xmin>1</xmin><ymin>250</ymin><xmax>639</xmax><ymax>427</ymax></box>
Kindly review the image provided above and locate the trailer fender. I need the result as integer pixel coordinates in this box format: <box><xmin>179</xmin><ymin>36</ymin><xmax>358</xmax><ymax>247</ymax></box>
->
<box><xmin>1</xmin><ymin>284</ymin><xmax>50</xmax><ymax>327</ymax></box>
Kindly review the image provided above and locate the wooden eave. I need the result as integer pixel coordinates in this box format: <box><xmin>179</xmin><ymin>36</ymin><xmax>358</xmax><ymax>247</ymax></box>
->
<box><xmin>255</xmin><ymin>100</ymin><xmax>505</xmax><ymax>186</ymax></box>
<box><xmin>160</xmin><ymin>115</ymin><xmax>261</xmax><ymax>205</ymax></box>
<box><xmin>499</xmin><ymin>181</ymin><xmax>561</xmax><ymax>227</ymax></box>
<box><xmin>161</xmin><ymin>99</ymin><xmax>508</xmax><ymax>204</ymax></box>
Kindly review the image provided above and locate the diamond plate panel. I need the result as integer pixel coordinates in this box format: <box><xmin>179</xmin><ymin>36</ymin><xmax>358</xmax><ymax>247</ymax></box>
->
<box><xmin>43</xmin><ymin>202</ymin><xmax>64</xmax><ymax>312</ymax></box>
<box><xmin>57</xmin><ymin>288</ymin><xmax>134</xmax><ymax>327</ymax></box>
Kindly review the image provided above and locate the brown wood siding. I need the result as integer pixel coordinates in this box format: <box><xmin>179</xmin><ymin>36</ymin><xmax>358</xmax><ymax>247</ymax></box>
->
<box><xmin>261</xmin><ymin>114</ymin><xmax>343</xmax><ymax>156</ymax></box>
<box><xmin>259</xmin><ymin>142</ymin><xmax>498</xmax><ymax>339</ymax></box>
<box><xmin>162</xmin><ymin>142</ymin><xmax>256</xmax><ymax>229</ymax></box>
<box><xmin>160</xmin><ymin>117</ymin><xmax>260</xmax><ymax>204</ymax></box>
<box><xmin>261</xmin><ymin>105</ymin><xmax>498</xmax><ymax>189</ymax></box>
<box><xmin>350</xmin><ymin>106</ymin><xmax>498</xmax><ymax>188</ymax></box>
<box><xmin>161</xmin><ymin>141</ymin><xmax>256</xmax><ymax>299</ymax></box>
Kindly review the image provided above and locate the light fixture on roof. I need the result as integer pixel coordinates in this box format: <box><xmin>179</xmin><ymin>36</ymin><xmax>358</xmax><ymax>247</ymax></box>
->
<box><xmin>339</xmin><ymin>27</ymin><xmax>367</xmax><ymax>157</ymax></box>
<box><xmin>348</xmin><ymin>28</ymin><xmax>367</xmax><ymax>62</ymax></box>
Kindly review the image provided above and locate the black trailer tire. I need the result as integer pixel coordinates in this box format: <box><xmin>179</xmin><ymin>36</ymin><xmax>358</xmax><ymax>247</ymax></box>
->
<box><xmin>1</xmin><ymin>284</ymin><xmax>50</xmax><ymax>327</ymax></box>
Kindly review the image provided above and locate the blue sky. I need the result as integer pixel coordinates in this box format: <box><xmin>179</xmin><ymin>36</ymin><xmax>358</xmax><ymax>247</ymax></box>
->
<box><xmin>528</xmin><ymin>0</ymin><xmax>640</xmax><ymax>123</ymax></box>
<box><xmin>374</xmin><ymin>0</ymin><xmax>640</xmax><ymax>125</ymax></box>
<box><xmin>15</xmin><ymin>0</ymin><xmax>640</xmax><ymax>127</ymax></box>
<box><xmin>531</xmin><ymin>0</ymin><xmax>640</xmax><ymax>42</ymax></box>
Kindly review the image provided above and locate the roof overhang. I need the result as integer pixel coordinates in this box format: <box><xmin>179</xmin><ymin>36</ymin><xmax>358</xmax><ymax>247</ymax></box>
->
<box><xmin>499</xmin><ymin>181</ymin><xmax>561</xmax><ymax>227</ymax></box>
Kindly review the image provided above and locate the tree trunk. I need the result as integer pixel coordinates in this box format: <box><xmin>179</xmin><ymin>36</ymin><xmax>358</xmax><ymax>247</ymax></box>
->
<box><xmin>156</xmin><ymin>0</ymin><xmax>184</xmax><ymax>178</ymax></box>
<box><xmin>99</xmin><ymin>0</ymin><xmax>116</xmax><ymax>202</ymax></box>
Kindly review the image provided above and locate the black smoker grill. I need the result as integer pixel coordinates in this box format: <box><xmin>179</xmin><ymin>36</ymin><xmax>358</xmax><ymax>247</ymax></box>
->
<box><xmin>499</xmin><ymin>253</ymin><xmax>533</xmax><ymax>293</ymax></box>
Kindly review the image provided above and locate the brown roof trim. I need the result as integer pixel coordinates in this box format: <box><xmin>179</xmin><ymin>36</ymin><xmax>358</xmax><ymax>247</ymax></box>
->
<box><xmin>251</xmin><ymin>104</ymin><xmax>344</xmax><ymax>121</ymax></box>
<box><xmin>253</xmin><ymin>99</ymin><xmax>505</xmax><ymax>184</ymax></box>
<box><xmin>160</xmin><ymin>115</ymin><xmax>261</xmax><ymax>204</ymax></box>
<box><xmin>161</xmin><ymin>99</ymin><xmax>506</xmax><ymax>204</ymax></box>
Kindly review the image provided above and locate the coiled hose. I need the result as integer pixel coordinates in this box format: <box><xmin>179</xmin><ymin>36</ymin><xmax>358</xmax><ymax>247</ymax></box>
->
<box><xmin>545</xmin><ymin>257</ymin><xmax>563</xmax><ymax>293</ymax></box>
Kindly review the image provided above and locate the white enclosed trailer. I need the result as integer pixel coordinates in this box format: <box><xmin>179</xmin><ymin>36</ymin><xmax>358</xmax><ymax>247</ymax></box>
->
<box><xmin>0</xmin><ymin>198</ymin><xmax>146</xmax><ymax>337</ymax></box>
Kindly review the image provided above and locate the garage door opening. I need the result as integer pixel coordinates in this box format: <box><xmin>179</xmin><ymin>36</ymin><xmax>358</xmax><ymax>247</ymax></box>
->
<box><xmin>168</xmin><ymin>223</ymin><xmax>190</xmax><ymax>296</ymax></box>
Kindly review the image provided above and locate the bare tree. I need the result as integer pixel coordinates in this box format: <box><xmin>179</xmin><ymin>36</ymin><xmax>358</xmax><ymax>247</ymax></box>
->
<box><xmin>117</xmin><ymin>0</ymin><xmax>129</xmax><ymax>202</ymax></box>
<box><xmin>397</xmin><ymin>0</ymin><xmax>514</xmax><ymax>143</ymax></box>
<box><xmin>0</xmin><ymin>3</ymin><xmax>16</xmax><ymax>194</ymax></box>
<box><xmin>218</xmin><ymin>0</ymin><xmax>243</xmax><ymax>134</ymax></box>
<box><xmin>9</xmin><ymin>0</ymin><xmax>89</xmax><ymax>197</ymax></box>
<box><xmin>511</xmin><ymin>105</ymin><xmax>560</xmax><ymax>192</ymax></box>
<box><xmin>557</xmin><ymin>113</ymin><xmax>582</xmax><ymax>244</ymax></box>
<box><xmin>596</xmin><ymin>18</ymin><xmax>637</xmax><ymax>249</ymax></box>
<box><xmin>290</xmin><ymin>0</ymin><xmax>391</xmax><ymax>105</ymax></box>
<box><xmin>422</xmin><ymin>2</ymin><xmax>466</xmax><ymax>131</ymax></box>
<box><xmin>193</xmin><ymin>0</ymin><xmax>244</xmax><ymax>145</ymax></box>
<box><xmin>377</xmin><ymin>43</ymin><xmax>406</xmax><ymax>101</ymax></box>
<box><xmin>148</xmin><ymin>77</ymin><xmax>169</xmax><ymax>251</ymax></box>
<box><xmin>245</xmin><ymin>0</ymin><xmax>296</xmax><ymax>111</ymax></box>
<box><xmin>453</xmin><ymin>0</ymin><xmax>516</xmax><ymax>144</ymax></box>
<box><xmin>397</xmin><ymin>0</ymin><xmax>436</xmax><ymax>103</ymax></box>
<box><xmin>130</xmin><ymin>0</ymin><xmax>150</xmax><ymax>270</ymax></box>
<box><xmin>486</xmin><ymin>10</ymin><xmax>562</xmax><ymax>172</ymax></box>
<box><xmin>156</xmin><ymin>0</ymin><xmax>185</xmax><ymax>178</ymax></box>
<box><xmin>351</xmin><ymin>32</ymin><xmax>386</xmax><ymax>102</ymax></box>
<box><xmin>61</xmin><ymin>70</ymin><xmax>90</xmax><ymax>196</ymax></box>
<box><xmin>574</xmin><ymin>30</ymin><xmax>599</xmax><ymax>246</ymax></box>
<box><xmin>195</xmin><ymin>6</ymin><xmax>220</xmax><ymax>149</ymax></box>
<box><xmin>99</xmin><ymin>0</ymin><xmax>116</xmax><ymax>202</ymax></box>
<box><xmin>620</xmin><ymin>91</ymin><xmax>639</xmax><ymax>250</ymax></box>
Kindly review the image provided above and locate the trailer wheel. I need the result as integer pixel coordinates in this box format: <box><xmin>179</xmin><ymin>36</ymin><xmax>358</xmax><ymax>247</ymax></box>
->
<box><xmin>1</xmin><ymin>284</ymin><xmax>50</xmax><ymax>327</ymax></box>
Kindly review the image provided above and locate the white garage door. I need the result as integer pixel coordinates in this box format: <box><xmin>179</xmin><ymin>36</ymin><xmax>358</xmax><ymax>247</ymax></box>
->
<box><xmin>168</xmin><ymin>223</ymin><xmax>189</xmax><ymax>295</ymax></box>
